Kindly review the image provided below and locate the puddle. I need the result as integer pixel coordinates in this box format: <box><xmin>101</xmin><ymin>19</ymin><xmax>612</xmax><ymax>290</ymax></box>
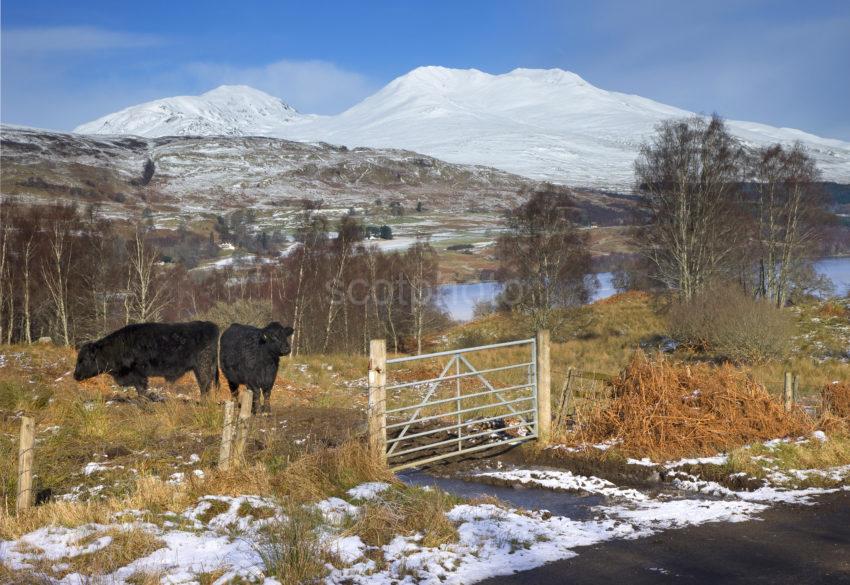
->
<box><xmin>399</xmin><ymin>470</ymin><xmax>605</xmax><ymax>520</ymax></box>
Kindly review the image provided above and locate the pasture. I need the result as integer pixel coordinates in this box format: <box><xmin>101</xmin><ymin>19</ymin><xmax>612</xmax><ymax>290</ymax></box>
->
<box><xmin>1</xmin><ymin>292</ymin><xmax>848</xmax><ymax>584</ymax></box>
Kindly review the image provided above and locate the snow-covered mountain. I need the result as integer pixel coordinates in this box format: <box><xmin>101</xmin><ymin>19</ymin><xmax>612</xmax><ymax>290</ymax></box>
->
<box><xmin>74</xmin><ymin>67</ymin><xmax>850</xmax><ymax>189</ymax></box>
<box><xmin>75</xmin><ymin>85</ymin><xmax>302</xmax><ymax>137</ymax></box>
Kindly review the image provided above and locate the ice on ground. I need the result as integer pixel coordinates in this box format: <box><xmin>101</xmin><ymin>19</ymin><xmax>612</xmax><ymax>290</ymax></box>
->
<box><xmin>663</xmin><ymin>455</ymin><xmax>729</xmax><ymax>469</ymax></box>
<box><xmin>113</xmin><ymin>530</ymin><xmax>267</xmax><ymax>584</ymax></box>
<box><xmin>328</xmin><ymin>535</ymin><xmax>367</xmax><ymax>564</ymax></box>
<box><xmin>184</xmin><ymin>495</ymin><xmax>282</xmax><ymax>533</ymax></box>
<box><xmin>82</xmin><ymin>462</ymin><xmax>119</xmax><ymax>476</ymax></box>
<box><xmin>1</xmin><ymin>524</ymin><xmax>114</xmax><ymax>569</ymax></box>
<box><xmin>316</xmin><ymin>497</ymin><xmax>359</xmax><ymax>525</ymax></box>
<box><xmin>601</xmin><ymin>498</ymin><xmax>767</xmax><ymax>529</ymax></box>
<box><xmin>328</xmin><ymin>503</ymin><xmax>644</xmax><ymax>584</ymax></box>
<box><xmin>474</xmin><ymin>469</ymin><xmax>649</xmax><ymax>501</ymax></box>
<box><xmin>626</xmin><ymin>457</ymin><xmax>656</xmax><ymax>467</ymax></box>
<box><xmin>670</xmin><ymin>472</ymin><xmax>849</xmax><ymax>504</ymax></box>
<box><xmin>3</xmin><ymin>473</ymin><xmax>847</xmax><ymax>585</ymax></box>
<box><xmin>346</xmin><ymin>482</ymin><xmax>391</xmax><ymax>500</ymax></box>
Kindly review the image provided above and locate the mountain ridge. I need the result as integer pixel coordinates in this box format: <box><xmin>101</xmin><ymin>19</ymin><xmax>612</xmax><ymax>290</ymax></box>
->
<box><xmin>72</xmin><ymin>67</ymin><xmax>850</xmax><ymax>190</ymax></box>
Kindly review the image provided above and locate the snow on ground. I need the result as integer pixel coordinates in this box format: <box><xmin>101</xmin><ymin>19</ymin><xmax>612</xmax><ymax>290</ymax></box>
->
<box><xmin>473</xmin><ymin>469</ymin><xmax>649</xmax><ymax>501</ymax></box>
<box><xmin>328</xmin><ymin>504</ymin><xmax>644</xmax><ymax>585</ymax></box>
<box><xmin>347</xmin><ymin>482</ymin><xmax>391</xmax><ymax>501</ymax></box>
<box><xmin>3</xmin><ymin>457</ymin><xmax>848</xmax><ymax>585</ymax></box>
<box><xmin>1</xmin><ymin>496</ymin><xmax>281</xmax><ymax>584</ymax></box>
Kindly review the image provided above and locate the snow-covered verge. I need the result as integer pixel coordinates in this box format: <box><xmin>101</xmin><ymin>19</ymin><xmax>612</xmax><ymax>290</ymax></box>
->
<box><xmin>4</xmin><ymin>450</ymin><xmax>848</xmax><ymax>585</ymax></box>
<box><xmin>1</xmin><ymin>495</ymin><xmax>284</xmax><ymax>584</ymax></box>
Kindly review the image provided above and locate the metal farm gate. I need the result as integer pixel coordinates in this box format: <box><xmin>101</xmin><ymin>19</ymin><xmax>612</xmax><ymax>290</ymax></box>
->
<box><xmin>367</xmin><ymin>332</ymin><xmax>551</xmax><ymax>472</ymax></box>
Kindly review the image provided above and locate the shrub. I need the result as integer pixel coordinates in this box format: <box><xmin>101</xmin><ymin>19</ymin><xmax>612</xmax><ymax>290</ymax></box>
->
<box><xmin>668</xmin><ymin>285</ymin><xmax>795</xmax><ymax>362</ymax></box>
<box><xmin>577</xmin><ymin>353</ymin><xmax>813</xmax><ymax>459</ymax></box>
<box><xmin>199</xmin><ymin>299</ymin><xmax>274</xmax><ymax>330</ymax></box>
<box><xmin>822</xmin><ymin>381</ymin><xmax>850</xmax><ymax>420</ymax></box>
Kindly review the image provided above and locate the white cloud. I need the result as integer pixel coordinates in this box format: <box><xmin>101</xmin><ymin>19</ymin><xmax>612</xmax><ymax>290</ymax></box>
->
<box><xmin>1</xmin><ymin>26</ymin><xmax>165</xmax><ymax>54</ymax></box>
<box><xmin>183</xmin><ymin>59</ymin><xmax>379</xmax><ymax>114</ymax></box>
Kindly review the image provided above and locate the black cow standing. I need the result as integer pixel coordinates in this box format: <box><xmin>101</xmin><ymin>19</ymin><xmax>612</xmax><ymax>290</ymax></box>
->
<box><xmin>220</xmin><ymin>322</ymin><xmax>294</xmax><ymax>413</ymax></box>
<box><xmin>74</xmin><ymin>321</ymin><xmax>220</xmax><ymax>400</ymax></box>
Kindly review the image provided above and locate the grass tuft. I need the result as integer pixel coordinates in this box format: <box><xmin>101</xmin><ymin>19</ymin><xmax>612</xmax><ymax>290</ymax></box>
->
<box><xmin>350</xmin><ymin>485</ymin><xmax>460</xmax><ymax>548</ymax></box>
<box><xmin>67</xmin><ymin>527</ymin><xmax>164</xmax><ymax>577</ymax></box>
<box><xmin>257</xmin><ymin>505</ymin><xmax>331</xmax><ymax>585</ymax></box>
<box><xmin>273</xmin><ymin>442</ymin><xmax>393</xmax><ymax>504</ymax></box>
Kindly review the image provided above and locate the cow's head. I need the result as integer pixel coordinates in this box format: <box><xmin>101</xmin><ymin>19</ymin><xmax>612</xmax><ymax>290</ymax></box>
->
<box><xmin>261</xmin><ymin>322</ymin><xmax>294</xmax><ymax>357</ymax></box>
<box><xmin>74</xmin><ymin>341</ymin><xmax>103</xmax><ymax>381</ymax></box>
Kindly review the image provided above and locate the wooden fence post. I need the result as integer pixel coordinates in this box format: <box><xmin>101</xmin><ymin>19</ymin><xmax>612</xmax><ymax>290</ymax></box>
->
<box><xmin>554</xmin><ymin>367</ymin><xmax>573</xmax><ymax>432</ymax></box>
<box><xmin>218</xmin><ymin>401</ymin><xmax>236</xmax><ymax>471</ymax></box>
<box><xmin>232</xmin><ymin>390</ymin><xmax>253</xmax><ymax>463</ymax></box>
<box><xmin>368</xmin><ymin>339</ymin><xmax>387</xmax><ymax>464</ymax></box>
<box><xmin>536</xmin><ymin>330</ymin><xmax>551</xmax><ymax>445</ymax></box>
<box><xmin>793</xmin><ymin>374</ymin><xmax>799</xmax><ymax>405</ymax></box>
<box><xmin>784</xmin><ymin>371</ymin><xmax>794</xmax><ymax>412</ymax></box>
<box><xmin>17</xmin><ymin>416</ymin><xmax>35</xmax><ymax>513</ymax></box>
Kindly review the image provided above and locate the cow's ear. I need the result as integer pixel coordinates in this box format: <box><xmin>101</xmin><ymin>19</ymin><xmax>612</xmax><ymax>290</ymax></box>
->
<box><xmin>284</xmin><ymin>326</ymin><xmax>294</xmax><ymax>337</ymax></box>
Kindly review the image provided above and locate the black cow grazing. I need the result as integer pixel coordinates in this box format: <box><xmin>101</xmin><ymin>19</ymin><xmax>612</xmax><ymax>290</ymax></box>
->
<box><xmin>220</xmin><ymin>322</ymin><xmax>294</xmax><ymax>413</ymax></box>
<box><xmin>74</xmin><ymin>321</ymin><xmax>220</xmax><ymax>400</ymax></box>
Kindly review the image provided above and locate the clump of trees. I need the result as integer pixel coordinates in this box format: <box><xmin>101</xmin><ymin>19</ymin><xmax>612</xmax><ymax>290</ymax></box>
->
<box><xmin>0</xmin><ymin>202</ymin><xmax>165</xmax><ymax>345</ymax></box>
<box><xmin>495</xmin><ymin>185</ymin><xmax>594</xmax><ymax>330</ymax></box>
<box><xmin>634</xmin><ymin>115</ymin><xmax>830</xmax><ymax>305</ymax></box>
<box><xmin>0</xmin><ymin>200</ymin><xmax>446</xmax><ymax>355</ymax></box>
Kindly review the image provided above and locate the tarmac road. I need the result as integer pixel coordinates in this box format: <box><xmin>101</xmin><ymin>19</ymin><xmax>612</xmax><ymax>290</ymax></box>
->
<box><xmin>479</xmin><ymin>491</ymin><xmax>850</xmax><ymax>585</ymax></box>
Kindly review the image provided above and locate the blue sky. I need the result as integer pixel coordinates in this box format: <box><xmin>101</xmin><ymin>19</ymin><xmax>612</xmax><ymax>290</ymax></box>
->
<box><xmin>2</xmin><ymin>0</ymin><xmax>849</xmax><ymax>139</ymax></box>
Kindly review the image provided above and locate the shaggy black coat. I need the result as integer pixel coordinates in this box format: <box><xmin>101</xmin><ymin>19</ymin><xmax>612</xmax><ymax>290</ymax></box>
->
<box><xmin>74</xmin><ymin>321</ymin><xmax>220</xmax><ymax>399</ymax></box>
<box><xmin>220</xmin><ymin>322</ymin><xmax>294</xmax><ymax>413</ymax></box>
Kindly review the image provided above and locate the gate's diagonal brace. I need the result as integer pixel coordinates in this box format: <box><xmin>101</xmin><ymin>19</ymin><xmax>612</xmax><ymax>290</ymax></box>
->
<box><xmin>386</xmin><ymin>355</ymin><xmax>457</xmax><ymax>456</ymax></box>
<box><xmin>458</xmin><ymin>354</ymin><xmax>534</xmax><ymax>431</ymax></box>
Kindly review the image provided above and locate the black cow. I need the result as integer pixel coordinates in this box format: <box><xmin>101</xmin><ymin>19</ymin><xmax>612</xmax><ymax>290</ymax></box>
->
<box><xmin>74</xmin><ymin>321</ymin><xmax>220</xmax><ymax>400</ymax></box>
<box><xmin>220</xmin><ymin>322</ymin><xmax>294</xmax><ymax>413</ymax></box>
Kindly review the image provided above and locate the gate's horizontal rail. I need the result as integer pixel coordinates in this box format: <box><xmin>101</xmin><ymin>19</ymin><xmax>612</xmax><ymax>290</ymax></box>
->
<box><xmin>385</xmin><ymin>383</ymin><xmax>533</xmax><ymax>415</ymax></box>
<box><xmin>390</xmin><ymin>436</ymin><xmax>534</xmax><ymax>472</ymax></box>
<box><xmin>386</xmin><ymin>407</ymin><xmax>536</xmax><ymax>442</ymax></box>
<box><xmin>386</xmin><ymin>338</ymin><xmax>534</xmax><ymax>364</ymax></box>
<box><xmin>386</xmin><ymin>398</ymin><xmax>533</xmax><ymax>431</ymax></box>
<box><xmin>387</xmin><ymin>422</ymin><xmax>536</xmax><ymax>459</ymax></box>
<box><xmin>385</xmin><ymin>362</ymin><xmax>534</xmax><ymax>391</ymax></box>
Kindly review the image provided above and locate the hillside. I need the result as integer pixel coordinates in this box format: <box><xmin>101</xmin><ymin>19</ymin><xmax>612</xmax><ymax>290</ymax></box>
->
<box><xmin>73</xmin><ymin>67</ymin><xmax>850</xmax><ymax>190</ymax></box>
<box><xmin>0</xmin><ymin>125</ymin><xmax>636</xmax><ymax>229</ymax></box>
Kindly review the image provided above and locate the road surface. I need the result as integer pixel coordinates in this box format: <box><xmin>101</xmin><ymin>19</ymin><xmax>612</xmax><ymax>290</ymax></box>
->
<box><xmin>480</xmin><ymin>491</ymin><xmax>850</xmax><ymax>585</ymax></box>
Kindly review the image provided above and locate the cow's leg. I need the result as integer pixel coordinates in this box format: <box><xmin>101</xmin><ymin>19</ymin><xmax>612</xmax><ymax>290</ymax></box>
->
<box><xmin>193</xmin><ymin>366</ymin><xmax>211</xmax><ymax>397</ymax></box>
<box><xmin>228</xmin><ymin>380</ymin><xmax>239</xmax><ymax>400</ymax></box>
<box><xmin>261</xmin><ymin>385</ymin><xmax>273</xmax><ymax>415</ymax></box>
<box><xmin>248</xmin><ymin>385</ymin><xmax>262</xmax><ymax>414</ymax></box>
<box><xmin>195</xmin><ymin>347</ymin><xmax>218</xmax><ymax>397</ymax></box>
<box><xmin>134</xmin><ymin>376</ymin><xmax>161</xmax><ymax>402</ymax></box>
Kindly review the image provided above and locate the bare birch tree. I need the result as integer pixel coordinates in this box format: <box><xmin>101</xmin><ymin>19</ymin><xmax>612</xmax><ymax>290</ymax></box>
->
<box><xmin>125</xmin><ymin>226</ymin><xmax>168</xmax><ymax>323</ymax></box>
<box><xmin>752</xmin><ymin>143</ymin><xmax>825</xmax><ymax>306</ymax></box>
<box><xmin>634</xmin><ymin>116</ymin><xmax>747</xmax><ymax>299</ymax></box>
<box><xmin>42</xmin><ymin>218</ymin><xmax>74</xmax><ymax>345</ymax></box>
<box><xmin>403</xmin><ymin>241</ymin><xmax>439</xmax><ymax>354</ymax></box>
<box><xmin>0</xmin><ymin>220</ymin><xmax>9</xmax><ymax>344</ymax></box>
<box><xmin>321</xmin><ymin>216</ymin><xmax>362</xmax><ymax>353</ymax></box>
<box><xmin>496</xmin><ymin>185</ymin><xmax>594</xmax><ymax>330</ymax></box>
